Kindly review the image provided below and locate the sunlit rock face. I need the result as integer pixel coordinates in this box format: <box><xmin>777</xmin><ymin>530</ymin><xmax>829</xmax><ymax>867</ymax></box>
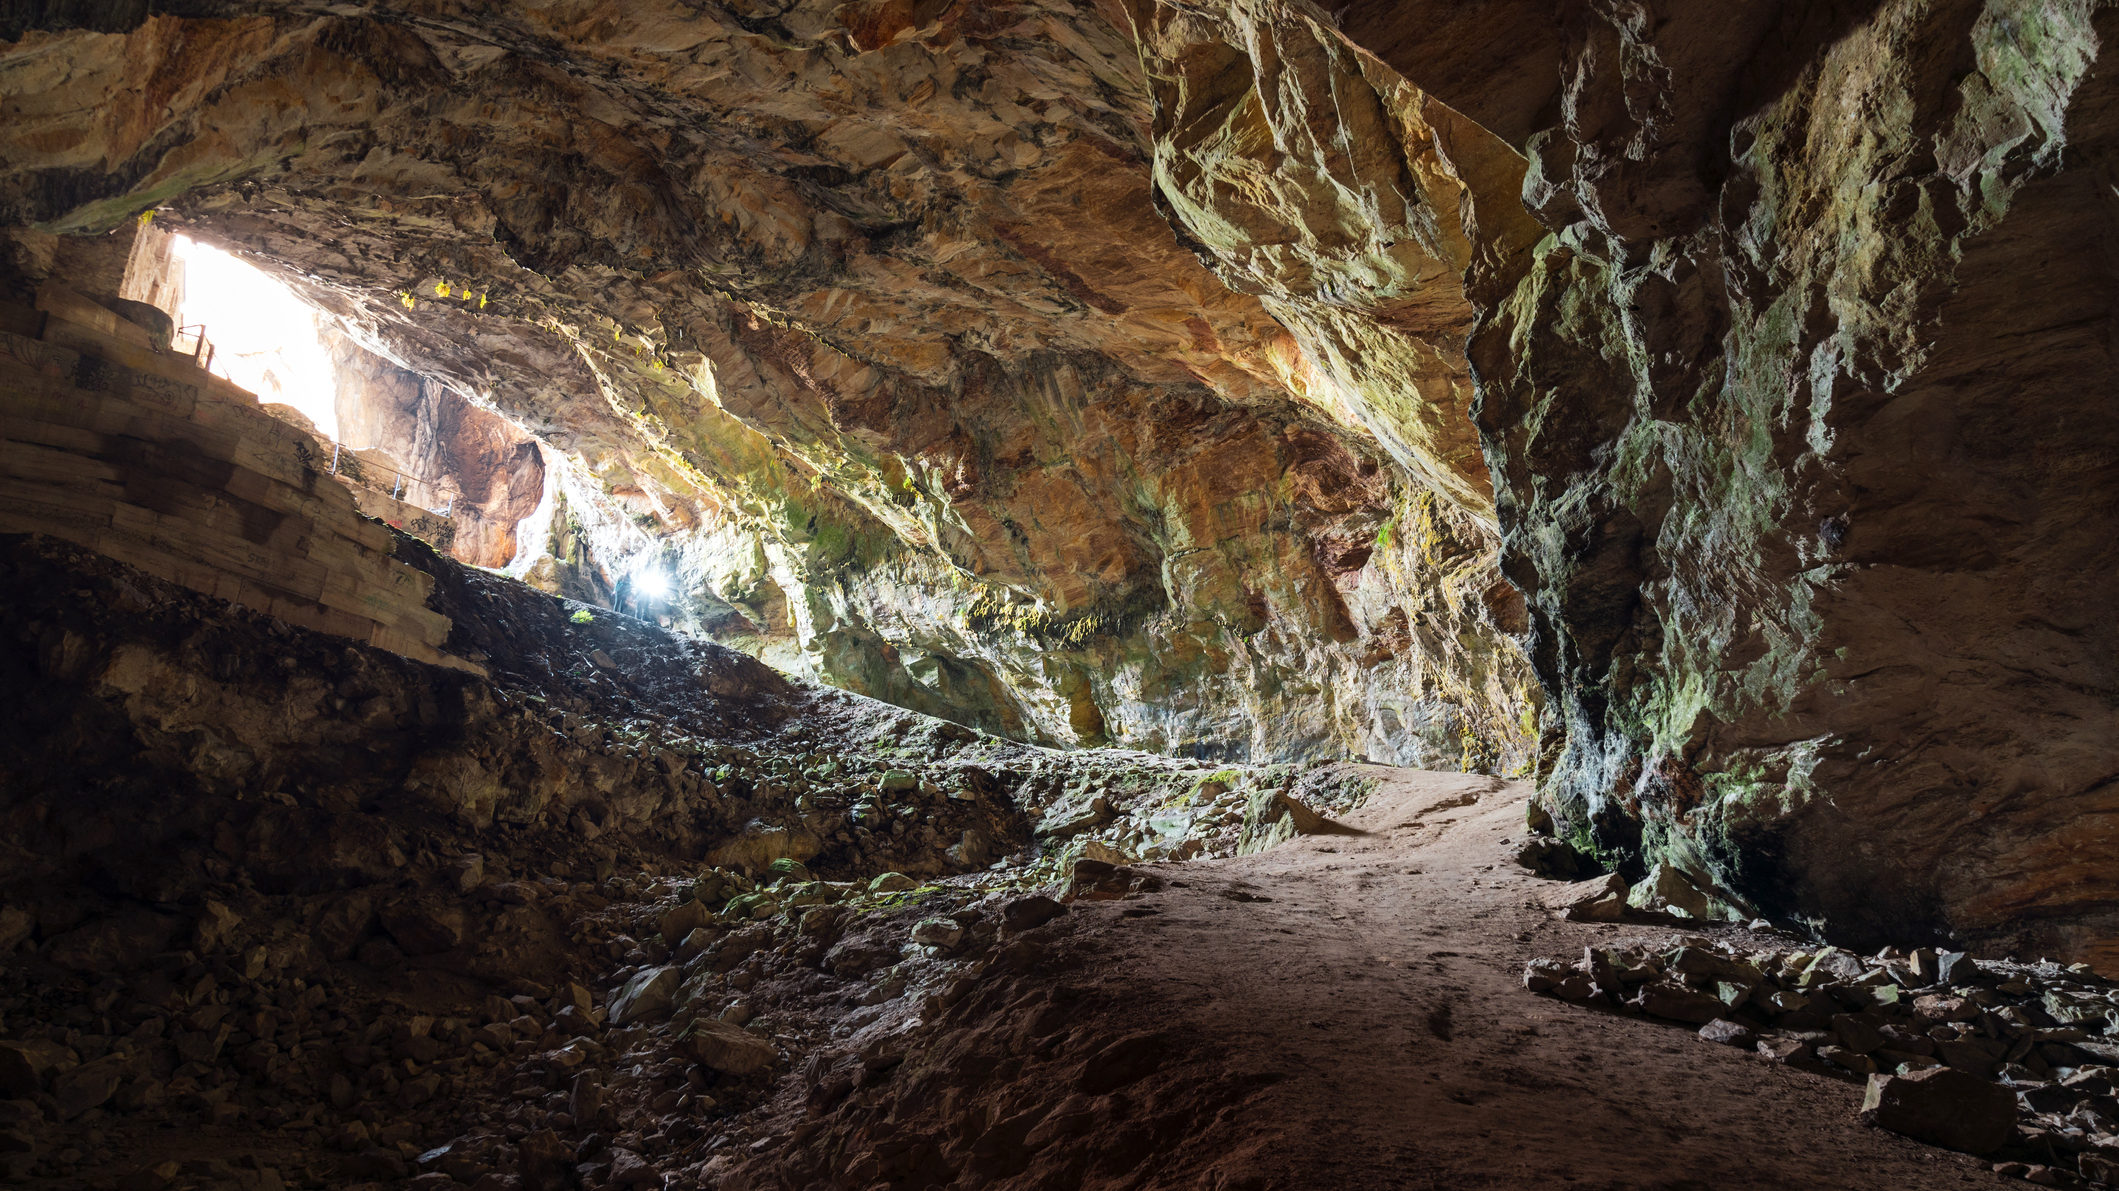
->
<box><xmin>1327</xmin><ymin>0</ymin><xmax>2119</xmax><ymax>960</ymax></box>
<box><xmin>0</xmin><ymin>0</ymin><xmax>1540</xmax><ymax>768</ymax></box>
<box><xmin>8</xmin><ymin>1</ymin><xmax>2113</xmax><ymax>959</ymax></box>
<box><xmin>1121</xmin><ymin>0</ymin><xmax>1545</xmax><ymax>517</ymax></box>
<box><xmin>326</xmin><ymin>330</ymin><xmax>547</xmax><ymax>570</ymax></box>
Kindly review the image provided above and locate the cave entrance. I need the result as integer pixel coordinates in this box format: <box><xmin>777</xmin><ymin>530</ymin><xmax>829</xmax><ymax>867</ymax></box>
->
<box><xmin>103</xmin><ymin>223</ymin><xmax>674</xmax><ymax>627</ymax></box>
<box><xmin>143</xmin><ymin>229</ymin><xmax>553</xmax><ymax>572</ymax></box>
<box><xmin>170</xmin><ymin>234</ymin><xmax>342</xmax><ymax>442</ymax></box>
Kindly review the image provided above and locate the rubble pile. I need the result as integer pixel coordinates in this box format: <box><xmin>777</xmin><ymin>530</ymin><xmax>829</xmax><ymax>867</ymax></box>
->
<box><xmin>0</xmin><ymin>534</ymin><xmax>1364</xmax><ymax>1189</ymax></box>
<box><xmin>1528</xmin><ymin>934</ymin><xmax>2119</xmax><ymax>1185</ymax></box>
<box><xmin>0</xmin><ymin>767</ymin><xmax>1282</xmax><ymax>1190</ymax></box>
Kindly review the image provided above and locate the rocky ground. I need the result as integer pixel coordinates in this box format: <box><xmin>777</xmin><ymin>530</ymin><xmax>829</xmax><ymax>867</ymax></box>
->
<box><xmin>0</xmin><ymin>530</ymin><xmax>2081</xmax><ymax>1189</ymax></box>
<box><xmin>0</xmin><ymin>531</ymin><xmax>1362</xmax><ymax>1189</ymax></box>
<box><xmin>1524</xmin><ymin>918</ymin><xmax>2119</xmax><ymax>1186</ymax></box>
<box><xmin>0</xmin><ymin>679</ymin><xmax>2035</xmax><ymax>1189</ymax></box>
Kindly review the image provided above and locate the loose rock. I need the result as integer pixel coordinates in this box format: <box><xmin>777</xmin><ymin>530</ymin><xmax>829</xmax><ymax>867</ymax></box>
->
<box><xmin>1860</xmin><ymin>1067</ymin><xmax>2018</xmax><ymax>1156</ymax></box>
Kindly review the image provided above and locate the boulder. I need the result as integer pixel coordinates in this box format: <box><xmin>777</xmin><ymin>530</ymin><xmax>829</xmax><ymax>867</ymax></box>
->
<box><xmin>1540</xmin><ymin>873</ymin><xmax>1627</xmax><ymax>921</ymax></box>
<box><xmin>1933</xmin><ymin>1037</ymin><xmax>2003</xmax><ymax>1077</ymax></box>
<box><xmin>659</xmin><ymin>899</ymin><xmax>713</xmax><ymax>945</ymax></box>
<box><xmin>1831</xmin><ymin>1013</ymin><xmax>1886</xmax><ymax>1055</ymax></box>
<box><xmin>310</xmin><ymin>893</ymin><xmax>380</xmax><ymax>961</ymax></box>
<box><xmin>1665</xmin><ymin>947</ymin><xmax>1762</xmax><ymax>988</ymax></box>
<box><xmin>446</xmin><ymin>853</ymin><xmax>485</xmax><ymax>892</ymax></box>
<box><xmin>607</xmin><ymin>966</ymin><xmax>681</xmax><ymax>1026</ymax></box>
<box><xmin>676</xmin><ymin>927</ymin><xmax>715</xmax><ymax>961</ymax></box>
<box><xmin>51</xmin><ymin>1056</ymin><xmax>127</xmax><ymax>1119</ymax></box>
<box><xmin>1757</xmin><ymin>1036</ymin><xmax>1812</xmax><ymax>1063</ymax></box>
<box><xmin>1525</xmin><ymin>801</ymin><xmax>1556</xmax><ymax>836</ymax></box>
<box><xmin>1624</xmin><ymin>864</ymin><xmax>1741</xmax><ymax>922</ymax></box>
<box><xmin>0</xmin><ymin>1041</ymin><xmax>66</xmax><ymax>1098</ymax></box>
<box><xmin>1068</xmin><ymin>861</ymin><xmax>1164</xmax><ymax>901</ymax></box>
<box><xmin>1819</xmin><ymin>1045</ymin><xmax>1878</xmax><ymax>1075</ymax></box>
<box><xmin>1512</xmin><ymin>836</ymin><xmax>1589</xmax><ymax>879</ymax></box>
<box><xmin>911</xmin><ymin>918</ymin><xmax>963</xmax><ymax>950</ymax></box>
<box><xmin>1038</xmin><ymin>792</ymin><xmax>1114</xmax><ymax>839</ymax></box>
<box><xmin>708</xmin><ymin>819</ymin><xmax>822</xmax><ymax>872</ymax></box>
<box><xmin>1634</xmin><ymin>981</ymin><xmax>1725</xmax><ymax>1024</ymax></box>
<box><xmin>1859</xmin><ymin>1067</ymin><xmax>2017</xmax><ymax>1155</ymax></box>
<box><xmin>1079</xmin><ymin>839</ymin><xmax>1130</xmax><ymax>866</ymax></box>
<box><xmin>518</xmin><ymin>1128</ymin><xmax>576</xmax><ymax>1191</ymax></box>
<box><xmin>824</xmin><ymin>937</ymin><xmax>899</xmax><ymax>978</ymax></box>
<box><xmin>1698</xmin><ymin>1019</ymin><xmax>1758</xmax><ymax>1048</ymax></box>
<box><xmin>1912</xmin><ymin>994</ymin><xmax>1978</xmax><ymax>1025</ymax></box>
<box><xmin>1523</xmin><ymin>957</ymin><xmax>1575</xmax><ymax>993</ymax></box>
<box><xmin>681</xmin><ymin>1020</ymin><xmax>776</xmax><ymax>1076</ymax></box>
<box><xmin>0</xmin><ymin>906</ymin><xmax>30</xmax><ymax>953</ymax></box>
<box><xmin>722</xmin><ymin>892</ymin><xmax>775</xmax><ymax>921</ymax></box>
<box><xmin>379</xmin><ymin>897</ymin><xmax>467</xmax><ymax>956</ymax></box>
<box><xmin>608</xmin><ymin>1148</ymin><xmax>660</xmax><ymax>1187</ymax></box>
<box><xmin>692</xmin><ymin>870</ymin><xmax>741</xmax><ymax>906</ymax></box>
<box><xmin>1551</xmin><ymin>975</ymin><xmax>1595</xmax><ymax>1001</ymax></box>
<box><xmin>42</xmin><ymin>908</ymin><xmax>182</xmax><ymax>972</ymax></box>
<box><xmin>1797</xmin><ymin>947</ymin><xmax>1869</xmax><ymax>987</ymax></box>
<box><xmin>192</xmin><ymin>899</ymin><xmax>242</xmax><ymax>951</ymax></box>
<box><xmin>948</xmin><ymin>828</ymin><xmax>994</xmax><ymax>867</ymax></box>
<box><xmin>767</xmin><ymin>857</ymin><xmax>813</xmax><ymax>885</ymax></box>
<box><xmin>1001</xmin><ymin>896</ymin><xmax>1066</xmax><ymax>932</ymax></box>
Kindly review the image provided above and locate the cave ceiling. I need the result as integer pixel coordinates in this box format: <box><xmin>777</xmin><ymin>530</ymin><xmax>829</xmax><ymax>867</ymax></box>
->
<box><xmin>6</xmin><ymin>0</ymin><xmax>2119</xmax><ymax>957</ymax></box>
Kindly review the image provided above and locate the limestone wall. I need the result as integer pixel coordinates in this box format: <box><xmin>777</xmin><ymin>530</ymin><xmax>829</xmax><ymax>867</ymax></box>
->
<box><xmin>256</xmin><ymin>399</ymin><xmax>465</xmax><ymax>557</ymax></box>
<box><xmin>0</xmin><ymin>284</ymin><xmax>479</xmax><ymax>674</ymax></box>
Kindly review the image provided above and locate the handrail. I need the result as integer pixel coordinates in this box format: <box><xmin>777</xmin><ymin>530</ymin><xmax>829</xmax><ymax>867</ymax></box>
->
<box><xmin>166</xmin><ymin>317</ymin><xmax>454</xmax><ymax>519</ymax></box>
<box><xmin>327</xmin><ymin>439</ymin><xmax>454</xmax><ymax>517</ymax></box>
<box><xmin>172</xmin><ymin>322</ymin><xmax>215</xmax><ymax>372</ymax></box>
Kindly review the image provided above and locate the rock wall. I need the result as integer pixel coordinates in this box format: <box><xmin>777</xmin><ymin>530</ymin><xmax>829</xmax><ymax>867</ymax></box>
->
<box><xmin>326</xmin><ymin>329</ymin><xmax>546</xmax><ymax>569</ymax></box>
<box><xmin>0</xmin><ymin>0</ymin><xmax>1540</xmax><ymax>771</ymax></box>
<box><xmin>0</xmin><ymin>281</ymin><xmax>470</xmax><ymax>671</ymax></box>
<box><xmin>1339</xmin><ymin>0</ymin><xmax>2119</xmax><ymax>961</ymax></box>
<box><xmin>3</xmin><ymin>1</ymin><xmax>2116</xmax><ymax>959</ymax></box>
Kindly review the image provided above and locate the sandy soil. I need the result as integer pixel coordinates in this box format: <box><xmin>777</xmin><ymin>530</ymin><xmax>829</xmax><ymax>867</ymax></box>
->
<box><xmin>742</xmin><ymin>767</ymin><xmax>2002</xmax><ymax>1190</ymax></box>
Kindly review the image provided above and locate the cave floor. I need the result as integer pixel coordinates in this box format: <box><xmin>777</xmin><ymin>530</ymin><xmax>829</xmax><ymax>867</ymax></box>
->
<box><xmin>5</xmin><ymin>767</ymin><xmax>2008</xmax><ymax>1191</ymax></box>
<box><xmin>906</xmin><ymin>767</ymin><xmax>2001</xmax><ymax>1191</ymax></box>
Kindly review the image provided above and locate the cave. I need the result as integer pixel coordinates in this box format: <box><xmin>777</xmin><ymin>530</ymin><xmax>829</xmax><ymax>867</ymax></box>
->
<box><xmin>1</xmin><ymin>2</ymin><xmax>2115</xmax><ymax>1188</ymax></box>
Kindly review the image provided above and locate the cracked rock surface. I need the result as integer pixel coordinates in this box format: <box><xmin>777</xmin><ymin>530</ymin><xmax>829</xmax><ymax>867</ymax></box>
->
<box><xmin>0</xmin><ymin>0</ymin><xmax>1540</xmax><ymax>771</ymax></box>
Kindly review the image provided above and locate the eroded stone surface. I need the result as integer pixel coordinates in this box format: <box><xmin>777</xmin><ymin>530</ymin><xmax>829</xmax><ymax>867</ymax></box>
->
<box><xmin>0</xmin><ymin>0</ymin><xmax>1540</xmax><ymax>770</ymax></box>
<box><xmin>327</xmin><ymin>329</ymin><xmax>548</xmax><ymax>570</ymax></box>
<box><xmin>4</xmin><ymin>0</ymin><xmax>2118</xmax><ymax>961</ymax></box>
<box><xmin>1440</xmin><ymin>2</ymin><xmax>2119</xmax><ymax>960</ymax></box>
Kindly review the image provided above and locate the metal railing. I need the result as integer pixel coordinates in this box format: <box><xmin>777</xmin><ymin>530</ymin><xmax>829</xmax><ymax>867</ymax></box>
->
<box><xmin>172</xmin><ymin>323</ymin><xmax>215</xmax><ymax>371</ymax></box>
<box><xmin>327</xmin><ymin>441</ymin><xmax>455</xmax><ymax>517</ymax></box>
<box><xmin>169</xmin><ymin>316</ymin><xmax>457</xmax><ymax>520</ymax></box>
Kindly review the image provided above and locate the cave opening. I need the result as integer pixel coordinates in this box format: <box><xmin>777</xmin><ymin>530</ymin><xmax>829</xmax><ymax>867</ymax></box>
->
<box><xmin>168</xmin><ymin>234</ymin><xmax>343</xmax><ymax>444</ymax></box>
<box><xmin>2</xmin><ymin>3</ymin><xmax>2117</xmax><ymax>1189</ymax></box>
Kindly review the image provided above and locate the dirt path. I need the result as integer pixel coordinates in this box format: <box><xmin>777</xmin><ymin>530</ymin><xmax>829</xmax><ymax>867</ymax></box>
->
<box><xmin>999</xmin><ymin>767</ymin><xmax>2000</xmax><ymax>1190</ymax></box>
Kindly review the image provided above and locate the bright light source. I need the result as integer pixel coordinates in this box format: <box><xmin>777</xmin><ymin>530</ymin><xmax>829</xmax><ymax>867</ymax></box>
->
<box><xmin>634</xmin><ymin>569</ymin><xmax>672</xmax><ymax>600</ymax></box>
<box><xmin>171</xmin><ymin>235</ymin><xmax>340</xmax><ymax>440</ymax></box>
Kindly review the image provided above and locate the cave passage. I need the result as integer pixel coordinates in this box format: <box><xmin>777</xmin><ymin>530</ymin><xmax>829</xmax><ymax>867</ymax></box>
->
<box><xmin>2</xmin><ymin>2</ymin><xmax>2118</xmax><ymax>1189</ymax></box>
